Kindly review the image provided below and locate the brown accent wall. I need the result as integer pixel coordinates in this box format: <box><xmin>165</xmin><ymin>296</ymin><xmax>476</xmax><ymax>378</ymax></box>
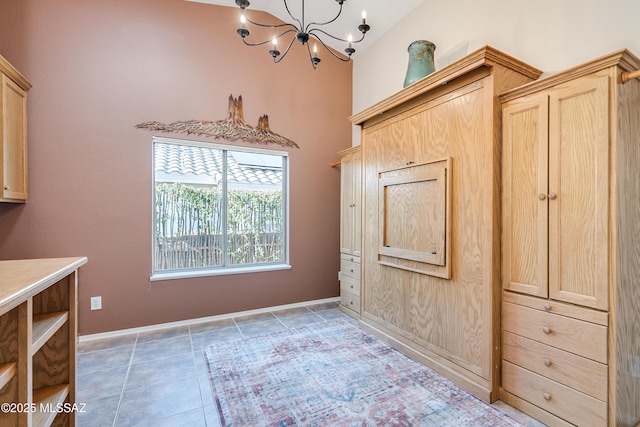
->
<box><xmin>0</xmin><ymin>0</ymin><xmax>352</xmax><ymax>335</ymax></box>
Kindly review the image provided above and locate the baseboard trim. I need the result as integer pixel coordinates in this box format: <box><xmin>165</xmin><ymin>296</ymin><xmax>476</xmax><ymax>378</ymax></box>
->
<box><xmin>79</xmin><ymin>296</ymin><xmax>340</xmax><ymax>342</ymax></box>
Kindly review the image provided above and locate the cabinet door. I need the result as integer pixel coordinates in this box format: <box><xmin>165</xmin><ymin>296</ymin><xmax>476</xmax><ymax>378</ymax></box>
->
<box><xmin>352</xmin><ymin>149</ymin><xmax>361</xmax><ymax>257</ymax></box>
<box><xmin>502</xmin><ymin>93</ymin><xmax>549</xmax><ymax>297</ymax></box>
<box><xmin>548</xmin><ymin>75</ymin><xmax>609</xmax><ymax>310</ymax></box>
<box><xmin>340</xmin><ymin>154</ymin><xmax>355</xmax><ymax>254</ymax></box>
<box><xmin>1</xmin><ymin>74</ymin><xmax>28</xmax><ymax>201</ymax></box>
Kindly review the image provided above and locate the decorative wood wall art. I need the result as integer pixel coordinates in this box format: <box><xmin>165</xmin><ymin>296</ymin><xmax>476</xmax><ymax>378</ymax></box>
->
<box><xmin>135</xmin><ymin>95</ymin><xmax>299</xmax><ymax>148</ymax></box>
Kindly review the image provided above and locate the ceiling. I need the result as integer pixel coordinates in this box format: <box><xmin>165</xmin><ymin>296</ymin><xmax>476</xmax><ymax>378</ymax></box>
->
<box><xmin>187</xmin><ymin>0</ymin><xmax>426</xmax><ymax>57</ymax></box>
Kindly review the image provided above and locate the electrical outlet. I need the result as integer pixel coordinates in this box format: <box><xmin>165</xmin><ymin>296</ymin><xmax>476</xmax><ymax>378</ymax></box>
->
<box><xmin>90</xmin><ymin>296</ymin><xmax>102</xmax><ymax>311</ymax></box>
<box><xmin>338</xmin><ymin>271</ymin><xmax>341</xmax><ymax>281</ymax></box>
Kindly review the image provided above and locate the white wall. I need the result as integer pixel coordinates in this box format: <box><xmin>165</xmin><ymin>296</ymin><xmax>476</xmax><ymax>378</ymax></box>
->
<box><xmin>351</xmin><ymin>0</ymin><xmax>640</xmax><ymax>144</ymax></box>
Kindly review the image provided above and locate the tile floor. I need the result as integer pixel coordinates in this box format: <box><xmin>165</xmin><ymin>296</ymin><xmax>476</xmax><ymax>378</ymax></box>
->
<box><xmin>76</xmin><ymin>302</ymin><xmax>544</xmax><ymax>427</ymax></box>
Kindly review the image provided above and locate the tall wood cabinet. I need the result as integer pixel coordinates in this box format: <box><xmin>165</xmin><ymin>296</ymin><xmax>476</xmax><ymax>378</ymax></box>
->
<box><xmin>500</xmin><ymin>49</ymin><xmax>640</xmax><ymax>426</ymax></box>
<box><xmin>0</xmin><ymin>54</ymin><xmax>31</xmax><ymax>203</ymax></box>
<box><xmin>338</xmin><ymin>146</ymin><xmax>361</xmax><ymax>318</ymax></box>
<box><xmin>0</xmin><ymin>257</ymin><xmax>87</xmax><ymax>427</ymax></box>
<box><xmin>350</xmin><ymin>46</ymin><xmax>541</xmax><ymax>401</ymax></box>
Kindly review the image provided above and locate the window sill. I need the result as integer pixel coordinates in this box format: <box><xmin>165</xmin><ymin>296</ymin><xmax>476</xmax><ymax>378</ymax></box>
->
<box><xmin>150</xmin><ymin>263</ymin><xmax>291</xmax><ymax>282</ymax></box>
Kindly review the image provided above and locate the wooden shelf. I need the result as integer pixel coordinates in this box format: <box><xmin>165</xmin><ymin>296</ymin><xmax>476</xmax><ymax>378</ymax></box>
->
<box><xmin>32</xmin><ymin>311</ymin><xmax>69</xmax><ymax>353</ymax></box>
<box><xmin>0</xmin><ymin>362</ymin><xmax>16</xmax><ymax>391</ymax></box>
<box><xmin>33</xmin><ymin>383</ymin><xmax>69</xmax><ymax>427</ymax></box>
<box><xmin>0</xmin><ymin>258</ymin><xmax>86</xmax><ymax>427</ymax></box>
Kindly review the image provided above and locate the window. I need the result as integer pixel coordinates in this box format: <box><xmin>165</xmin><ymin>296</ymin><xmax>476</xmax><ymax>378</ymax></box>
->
<box><xmin>151</xmin><ymin>137</ymin><xmax>289</xmax><ymax>280</ymax></box>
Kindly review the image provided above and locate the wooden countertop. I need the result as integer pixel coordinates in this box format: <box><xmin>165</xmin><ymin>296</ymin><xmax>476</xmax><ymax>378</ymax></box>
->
<box><xmin>0</xmin><ymin>257</ymin><xmax>88</xmax><ymax>316</ymax></box>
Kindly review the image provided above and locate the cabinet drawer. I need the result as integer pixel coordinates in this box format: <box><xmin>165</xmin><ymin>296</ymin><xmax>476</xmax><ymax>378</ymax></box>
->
<box><xmin>502</xmin><ymin>361</ymin><xmax>607</xmax><ymax>427</ymax></box>
<box><xmin>340</xmin><ymin>290</ymin><xmax>360</xmax><ymax>313</ymax></box>
<box><xmin>340</xmin><ymin>253</ymin><xmax>360</xmax><ymax>264</ymax></box>
<box><xmin>503</xmin><ymin>302</ymin><xmax>607</xmax><ymax>363</ymax></box>
<box><xmin>502</xmin><ymin>331</ymin><xmax>607</xmax><ymax>401</ymax></box>
<box><xmin>340</xmin><ymin>257</ymin><xmax>360</xmax><ymax>280</ymax></box>
<box><xmin>340</xmin><ymin>275</ymin><xmax>360</xmax><ymax>296</ymax></box>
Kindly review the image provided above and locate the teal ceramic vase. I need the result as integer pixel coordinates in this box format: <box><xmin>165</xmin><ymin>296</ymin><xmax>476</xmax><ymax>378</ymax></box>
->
<box><xmin>403</xmin><ymin>40</ymin><xmax>436</xmax><ymax>87</ymax></box>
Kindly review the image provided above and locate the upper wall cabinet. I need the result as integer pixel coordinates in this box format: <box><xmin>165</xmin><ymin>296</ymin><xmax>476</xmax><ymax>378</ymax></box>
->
<box><xmin>0</xmin><ymin>54</ymin><xmax>31</xmax><ymax>203</ymax></box>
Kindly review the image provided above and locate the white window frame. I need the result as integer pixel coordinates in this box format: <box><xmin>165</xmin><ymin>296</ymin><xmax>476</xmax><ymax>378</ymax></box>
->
<box><xmin>150</xmin><ymin>136</ymin><xmax>290</xmax><ymax>281</ymax></box>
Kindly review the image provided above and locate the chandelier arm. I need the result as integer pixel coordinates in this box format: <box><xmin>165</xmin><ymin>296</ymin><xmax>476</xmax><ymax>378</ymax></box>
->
<box><xmin>242</xmin><ymin>29</ymin><xmax>298</xmax><ymax>47</ymax></box>
<box><xmin>245</xmin><ymin>17</ymin><xmax>299</xmax><ymax>31</ymax></box>
<box><xmin>273</xmin><ymin>34</ymin><xmax>298</xmax><ymax>64</ymax></box>
<box><xmin>310</xmin><ymin>34</ymin><xmax>351</xmax><ymax>62</ymax></box>
<box><xmin>282</xmin><ymin>0</ymin><xmax>303</xmax><ymax>30</ymax></box>
<box><xmin>308</xmin><ymin>28</ymin><xmax>365</xmax><ymax>44</ymax></box>
<box><xmin>304</xmin><ymin>2</ymin><xmax>342</xmax><ymax>32</ymax></box>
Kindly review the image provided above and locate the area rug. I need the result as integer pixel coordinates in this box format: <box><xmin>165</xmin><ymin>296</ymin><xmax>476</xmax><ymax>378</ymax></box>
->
<box><xmin>204</xmin><ymin>320</ymin><xmax>524</xmax><ymax>427</ymax></box>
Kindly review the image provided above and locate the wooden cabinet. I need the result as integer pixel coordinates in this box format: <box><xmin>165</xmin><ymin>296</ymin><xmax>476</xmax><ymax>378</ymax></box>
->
<box><xmin>0</xmin><ymin>257</ymin><xmax>87</xmax><ymax>427</ymax></box>
<box><xmin>350</xmin><ymin>46</ymin><xmax>541</xmax><ymax>402</ymax></box>
<box><xmin>500</xmin><ymin>49</ymin><xmax>640</xmax><ymax>427</ymax></box>
<box><xmin>338</xmin><ymin>146</ymin><xmax>361</xmax><ymax>317</ymax></box>
<box><xmin>502</xmin><ymin>74</ymin><xmax>609</xmax><ymax>310</ymax></box>
<box><xmin>0</xmin><ymin>54</ymin><xmax>31</xmax><ymax>203</ymax></box>
<box><xmin>339</xmin><ymin>146</ymin><xmax>361</xmax><ymax>257</ymax></box>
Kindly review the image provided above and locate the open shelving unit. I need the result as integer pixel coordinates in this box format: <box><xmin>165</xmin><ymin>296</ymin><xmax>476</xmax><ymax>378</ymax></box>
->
<box><xmin>0</xmin><ymin>257</ymin><xmax>87</xmax><ymax>427</ymax></box>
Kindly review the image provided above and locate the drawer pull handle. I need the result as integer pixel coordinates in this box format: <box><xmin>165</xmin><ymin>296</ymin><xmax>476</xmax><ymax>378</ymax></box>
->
<box><xmin>538</xmin><ymin>193</ymin><xmax>546</xmax><ymax>200</ymax></box>
<box><xmin>350</xmin><ymin>301</ymin><xmax>354</xmax><ymax>305</ymax></box>
<box><xmin>543</xmin><ymin>392</ymin><xmax>552</xmax><ymax>401</ymax></box>
<box><xmin>350</xmin><ymin>269</ymin><xmax>354</xmax><ymax>272</ymax></box>
<box><xmin>350</xmin><ymin>257</ymin><xmax>354</xmax><ymax>261</ymax></box>
<box><xmin>543</xmin><ymin>303</ymin><xmax>551</xmax><ymax>311</ymax></box>
<box><xmin>542</xmin><ymin>326</ymin><xmax>551</xmax><ymax>334</ymax></box>
<box><xmin>350</xmin><ymin>285</ymin><xmax>353</xmax><ymax>289</ymax></box>
<box><xmin>548</xmin><ymin>192</ymin><xmax>557</xmax><ymax>200</ymax></box>
<box><xmin>543</xmin><ymin>358</ymin><xmax>552</xmax><ymax>367</ymax></box>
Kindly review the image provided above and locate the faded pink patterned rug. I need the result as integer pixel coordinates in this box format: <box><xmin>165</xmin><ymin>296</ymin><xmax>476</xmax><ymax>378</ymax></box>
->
<box><xmin>205</xmin><ymin>320</ymin><xmax>524</xmax><ymax>426</ymax></box>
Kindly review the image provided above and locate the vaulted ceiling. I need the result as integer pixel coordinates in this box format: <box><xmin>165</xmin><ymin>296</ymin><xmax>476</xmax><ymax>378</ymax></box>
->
<box><xmin>186</xmin><ymin>0</ymin><xmax>426</xmax><ymax>57</ymax></box>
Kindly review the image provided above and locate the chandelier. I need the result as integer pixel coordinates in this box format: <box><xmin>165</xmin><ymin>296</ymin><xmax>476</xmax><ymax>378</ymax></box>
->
<box><xmin>235</xmin><ymin>0</ymin><xmax>370</xmax><ymax>69</ymax></box>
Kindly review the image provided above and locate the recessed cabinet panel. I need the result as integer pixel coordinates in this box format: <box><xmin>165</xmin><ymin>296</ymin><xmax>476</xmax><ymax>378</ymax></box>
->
<box><xmin>548</xmin><ymin>76</ymin><xmax>609</xmax><ymax>310</ymax></box>
<box><xmin>378</xmin><ymin>158</ymin><xmax>451</xmax><ymax>278</ymax></box>
<box><xmin>502</xmin><ymin>95</ymin><xmax>549</xmax><ymax>298</ymax></box>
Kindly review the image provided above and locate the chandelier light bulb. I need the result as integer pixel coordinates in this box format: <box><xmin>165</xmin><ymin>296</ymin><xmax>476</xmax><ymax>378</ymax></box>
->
<box><xmin>272</xmin><ymin>37</ymin><xmax>277</xmax><ymax>47</ymax></box>
<box><xmin>361</xmin><ymin>10</ymin><xmax>367</xmax><ymax>22</ymax></box>
<box><xmin>240</xmin><ymin>14</ymin><xmax>246</xmax><ymax>25</ymax></box>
